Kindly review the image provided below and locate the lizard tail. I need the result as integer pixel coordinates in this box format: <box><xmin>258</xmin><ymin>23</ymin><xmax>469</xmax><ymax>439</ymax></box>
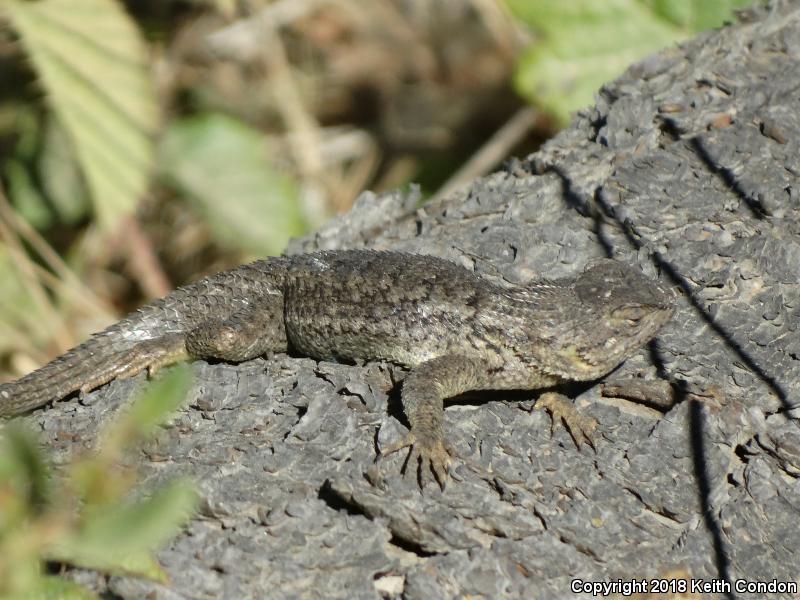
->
<box><xmin>0</xmin><ymin>258</ymin><xmax>288</xmax><ymax>418</ymax></box>
<box><xmin>0</xmin><ymin>329</ymin><xmax>139</xmax><ymax>417</ymax></box>
<box><xmin>0</xmin><ymin>270</ymin><xmax>229</xmax><ymax>418</ymax></box>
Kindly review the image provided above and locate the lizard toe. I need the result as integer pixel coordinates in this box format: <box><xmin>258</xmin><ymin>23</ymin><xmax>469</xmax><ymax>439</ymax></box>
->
<box><xmin>538</xmin><ymin>392</ymin><xmax>598</xmax><ymax>451</ymax></box>
<box><xmin>379</xmin><ymin>432</ymin><xmax>451</xmax><ymax>491</ymax></box>
<box><xmin>414</xmin><ymin>437</ymin><xmax>451</xmax><ymax>491</ymax></box>
<box><xmin>425</xmin><ymin>441</ymin><xmax>451</xmax><ymax>491</ymax></box>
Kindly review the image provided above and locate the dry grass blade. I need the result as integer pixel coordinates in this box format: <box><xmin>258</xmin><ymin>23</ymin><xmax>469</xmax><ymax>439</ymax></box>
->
<box><xmin>431</xmin><ymin>106</ymin><xmax>538</xmax><ymax>204</ymax></box>
<box><xmin>0</xmin><ymin>190</ymin><xmax>114</xmax><ymax>321</ymax></box>
<box><xmin>0</xmin><ymin>186</ymin><xmax>72</xmax><ymax>354</ymax></box>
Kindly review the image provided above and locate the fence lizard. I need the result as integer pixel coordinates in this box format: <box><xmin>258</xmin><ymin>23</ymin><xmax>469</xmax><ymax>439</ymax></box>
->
<box><xmin>0</xmin><ymin>250</ymin><xmax>675</xmax><ymax>487</ymax></box>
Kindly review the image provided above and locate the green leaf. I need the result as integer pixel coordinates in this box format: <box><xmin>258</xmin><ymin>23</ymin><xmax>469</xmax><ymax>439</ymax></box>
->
<box><xmin>0</xmin><ymin>424</ymin><xmax>51</xmax><ymax>513</ymax></box>
<box><xmin>68</xmin><ymin>365</ymin><xmax>192</xmax><ymax>507</ymax></box>
<box><xmin>30</xmin><ymin>576</ymin><xmax>99</xmax><ymax>600</ymax></box>
<box><xmin>507</xmin><ymin>0</ymin><xmax>757</xmax><ymax>124</ymax></box>
<box><xmin>645</xmin><ymin>0</ymin><xmax>753</xmax><ymax>30</ymax></box>
<box><xmin>50</xmin><ymin>479</ymin><xmax>197</xmax><ymax>581</ymax></box>
<box><xmin>116</xmin><ymin>364</ymin><xmax>193</xmax><ymax>441</ymax></box>
<box><xmin>2</xmin><ymin>0</ymin><xmax>158</xmax><ymax>228</ymax></box>
<box><xmin>160</xmin><ymin>113</ymin><xmax>307</xmax><ymax>255</ymax></box>
<box><xmin>39</xmin><ymin>117</ymin><xmax>91</xmax><ymax>225</ymax></box>
<box><xmin>5</xmin><ymin>159</ymin><xmax>54</xmax><ymax>230</ymax></box>
<box><xmin>94</xmin><ymin>552</ymin><xmax>169</xmax><ymax>583</ymax></box>
<box><xmin>2</xmin><ymin>105</ymin><xmax>89</xmax><ymax>229</ymax></box>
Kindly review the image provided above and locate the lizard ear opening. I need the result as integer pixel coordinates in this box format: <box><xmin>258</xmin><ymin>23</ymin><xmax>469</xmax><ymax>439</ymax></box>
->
<box><xmin>611</xmin><ymin>305</ymin><xmax>650</xmax><ymax>323</ymax></box>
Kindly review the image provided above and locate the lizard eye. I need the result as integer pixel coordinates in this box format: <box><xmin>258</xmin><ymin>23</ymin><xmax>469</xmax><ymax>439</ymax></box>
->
<box><xmin>612</xmin><ymin>305</ymin><xmax>649</xmax><ymax>323</ymax></box>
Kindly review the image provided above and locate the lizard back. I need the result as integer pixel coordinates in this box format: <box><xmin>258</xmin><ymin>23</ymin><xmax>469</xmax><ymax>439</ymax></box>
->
<box><xmin>283</xmin><ymin>251</ymin><xmax>499</xmax><ymax>367</ymax></box>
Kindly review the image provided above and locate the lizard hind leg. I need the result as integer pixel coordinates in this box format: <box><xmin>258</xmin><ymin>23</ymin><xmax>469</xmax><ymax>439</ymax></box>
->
<box><xmin>0</xmin><ymin>332</ymin><xmax>190</xmax><ymax>417</ymax></box>
<box><xmin>536</xmin><ymin>392</ymin><xmax>598</xmax><ymax>449</ymax></box>
<box><xmin>184</xmin><ymin>304</ymin><xmax>288</xmax><ymax>363</ymax></box>
<box><xmin>79</xmin><ymin>333</ymin><xmax>189</xmax><ymax>395</ymax></box>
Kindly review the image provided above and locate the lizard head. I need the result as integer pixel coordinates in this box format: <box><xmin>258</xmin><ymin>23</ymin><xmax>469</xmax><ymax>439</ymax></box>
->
<box><xmin>565</xmin><ymin>259</ymin><xmax>675</xmax><ymax>379</ymax></box>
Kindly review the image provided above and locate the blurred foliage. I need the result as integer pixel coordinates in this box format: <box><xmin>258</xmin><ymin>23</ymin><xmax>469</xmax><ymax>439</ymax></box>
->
<box><xmin>161</xmin><ymin>113</ymin><xmax>305</xmax><ymax>255</ymax></box>
<box><xmin>508</xmin><ymin>0</ymin><xmax>760</xmax><ymax>124</ymax></box>
<box><xmin>0</xmin><ymin>247</ymin><xmax>37</xmax><ymax>356</ymax></box>
<box><xmin>0</xmin><ymin>366</ymin><xmax>197</xmax><ymax>599</ymax></box>
<box><xmin>3</xmin><ymin>0</ymin><xmax>158</xmax><ymax>229</ymax></box>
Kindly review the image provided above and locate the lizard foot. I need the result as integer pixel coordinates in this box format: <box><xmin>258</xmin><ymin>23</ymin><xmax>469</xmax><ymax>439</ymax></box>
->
<box><xmin>380</xmin><ymin>431</ymin><xmax>452</xmax><ymax>491</ymax></box>
<box><xmin>602</xmin><ymin>379</ymin><xmax>725</xmax><ymax>410</ymax></box>
<box><xmin>79</xmin><ymin>335</ymin><xmax>188</xmax><ymax>396</ymax></box>
<box><xmin>537</xmin><ymin>392</ymin><xmax>597</xmax><ymax>450</ymax></box>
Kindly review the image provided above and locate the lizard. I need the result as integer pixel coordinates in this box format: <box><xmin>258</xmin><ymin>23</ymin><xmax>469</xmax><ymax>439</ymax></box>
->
<box><xmin>0</xmin><ymin>250</ymin><xmax>676</xmax><ymax>487</ymax></box>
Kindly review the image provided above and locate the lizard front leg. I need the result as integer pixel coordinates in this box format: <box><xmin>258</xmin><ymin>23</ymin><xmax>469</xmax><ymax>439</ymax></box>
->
<box><xmin>381</xmin><ymin>354</ymin><xmax>487</xmax><ymax>489</ymax></box>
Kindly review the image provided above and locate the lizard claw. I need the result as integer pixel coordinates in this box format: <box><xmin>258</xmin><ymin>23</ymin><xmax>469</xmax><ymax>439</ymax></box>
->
<box><xmin>381</xmin><ymin>432</ymin><xmax>452</xmax><ymax>491</ymax></box>
<box><xmin>537</xmin><ymin>392</ymin><xmax>598</xmax><ymax>450</ymax></box>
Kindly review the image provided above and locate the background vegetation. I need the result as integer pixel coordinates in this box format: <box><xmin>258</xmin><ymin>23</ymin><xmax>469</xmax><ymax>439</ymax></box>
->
<box><xmin>0</xmin><ymin>367</ymin><xmax>197</xmax><ymax>598</ymax></box>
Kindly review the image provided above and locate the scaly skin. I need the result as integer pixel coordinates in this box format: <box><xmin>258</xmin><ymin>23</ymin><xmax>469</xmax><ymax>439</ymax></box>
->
<box><xmin>0</xmin><ymin>250</ymin><xmax>675</xmax><ymax>487</ymax></box>
<box><xmin>0</xmin><ymin>258</ymin><xmax>290</xmax><ymax>416</ymax></box>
